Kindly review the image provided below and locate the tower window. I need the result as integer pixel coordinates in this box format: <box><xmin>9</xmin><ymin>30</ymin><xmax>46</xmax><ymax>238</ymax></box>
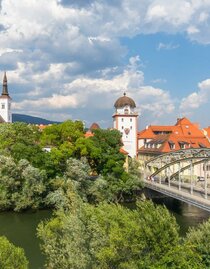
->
<box><xmin>130</xmin><ymin>126</ymin><xmax>132</xmax><ymax>130</ymax></box>
<box><xmin>121</xmin><ymin>118</ymin><xmax>124</xmax><ymax>122</ymax></box>
<box><xmin>1</xmin><ymin>103</ymin><xmax>5</xmax><ymax>109</ymax></box>
<box><xmin>130</xmin><ymin>118</ymin><xmax>132</xmax><ymax>122</ymax></box>
<box><xmin>122</xmin><ymin>126</ymin><xmax>124</xmax><ymax>129</ymax></box>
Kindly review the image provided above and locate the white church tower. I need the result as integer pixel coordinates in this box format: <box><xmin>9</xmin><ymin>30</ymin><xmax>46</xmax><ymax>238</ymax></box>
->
<box><xmin>113</xmin><ymin>93</ymin><xmax>138</xmax><ymax>158</ymax></box>
<box><xmin>0</xmin><ymin>72</ymin><xmax>12</xmax><ymax>123</ymax></box>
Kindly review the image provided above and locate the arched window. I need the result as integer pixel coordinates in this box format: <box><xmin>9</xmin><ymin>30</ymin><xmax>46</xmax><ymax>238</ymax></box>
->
<box><xmin>124</xmin><ymin>108</ymin><xmax>128</xmax><ymax>114</ymax></box>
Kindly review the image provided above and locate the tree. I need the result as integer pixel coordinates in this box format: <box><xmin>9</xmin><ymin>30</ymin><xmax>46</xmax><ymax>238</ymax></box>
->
<box><xmin>90</xmin><ymin>128</ymin><xmax>125</xmax><ymax>176</ymax></box>
<box><xmin>0</xmin><ymin>236</ymin><xmax>28</xmax><ymax>269</ymax></box>
<box><xmin>38</xmin><ymin>198</ymin><xmax>201</xmax><ymax>269</ymax></box>
<box><xmin>0</xmin><ymin>156</ymin><xmax>46</xmax><ymax>211</ymax></box>
<box><xmin>40</xmin><ymin>120</ymin><xmax>84</xmax><ymax>176</ymax></box>
<box><xmin>185</xmin><ymin>218</ymin><xmax>210</xmax><ymax>268</ymax></box>
<box><xmin>40</xmin><ymin>120</ymin><xmax>84</xmax><ymax>147</ymax></box>
<box><xmin>0</xmin><ymin>122</ymin><xmax>46</xmax><ymax>169</ymax></box>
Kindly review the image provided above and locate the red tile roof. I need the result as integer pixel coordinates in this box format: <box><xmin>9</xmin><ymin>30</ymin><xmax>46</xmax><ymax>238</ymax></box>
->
<box><xmin>120</xmin><ymin>147</ymin><xmax>129</xmax><ymax>155</ymax></box>
<box><xmin>138</xmin><ymin>117</ymin><xmax>210</xmax><ymax>154</ymax></box>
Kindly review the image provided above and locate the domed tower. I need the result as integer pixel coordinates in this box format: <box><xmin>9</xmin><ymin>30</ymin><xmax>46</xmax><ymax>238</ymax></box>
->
<box><xmin>113</xmin><ymin>93</ymin><xmax>138</xmax><ymax>158</ymax></box>
<box><xmin>0</xmin><ymin>72</ymin><xmax>12</xmax><ymax>123</ymax></box>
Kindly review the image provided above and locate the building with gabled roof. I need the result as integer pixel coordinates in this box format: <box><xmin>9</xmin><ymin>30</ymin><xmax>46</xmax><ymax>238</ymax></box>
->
<box><xmin>138</xmin><ymin>117</ymin><xmax>210</xmax><ymax>179</ymax></box>
<box><xmin>138</xmin><ymin>117</ymin><xmax>210</xmax><ymax>156</ymax></box>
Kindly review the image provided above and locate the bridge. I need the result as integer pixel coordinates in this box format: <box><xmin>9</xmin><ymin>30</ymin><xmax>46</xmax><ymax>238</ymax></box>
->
<box><xmin>143</xmin><ymin>148</ymin><xmax>210</xmax><ymax>212</ymax></box>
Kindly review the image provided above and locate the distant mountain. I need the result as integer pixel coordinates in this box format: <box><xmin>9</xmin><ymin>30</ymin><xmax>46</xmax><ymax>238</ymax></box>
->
<box><xmin>12</xmin><ymin>114</ymin><xmax>61</xmax><ymax>125</ymax></box>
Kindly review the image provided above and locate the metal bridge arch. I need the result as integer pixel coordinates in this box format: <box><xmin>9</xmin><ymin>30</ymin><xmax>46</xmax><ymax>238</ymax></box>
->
<box><xmin>145</xmin><ymin>148</ymin><xmax>210</xmax><ymax>168</ymax></box>
<box><xmin>144</xmin><ymin>148</ymin><xmax>210</xmax><ymax>200</ymax></box>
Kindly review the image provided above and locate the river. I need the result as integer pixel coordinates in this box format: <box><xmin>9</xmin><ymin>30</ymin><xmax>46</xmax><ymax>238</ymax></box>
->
<box><xmin>0</xmin><ymin>195</ymin><xmax>209</xmax><ymax>269</ymax></box>
<box><xmin>0</xmin><ymin>210</ymin><xmax>51</xmax><ymax>269</ymax></box>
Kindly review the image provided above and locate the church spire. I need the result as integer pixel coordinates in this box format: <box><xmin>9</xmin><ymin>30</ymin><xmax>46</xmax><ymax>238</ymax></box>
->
<box><xmin>2</xmin><ymin>71</ymin><xmax>9</xmax><ymax>96</ymax></box>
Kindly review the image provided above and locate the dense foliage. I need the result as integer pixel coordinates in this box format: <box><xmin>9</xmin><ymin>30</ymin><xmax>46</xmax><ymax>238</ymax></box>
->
<box><xmin>0</xmin><ymin>156</ymin><xmax>46</xmax><ymax>211</ymax></box>
<box><xmin>0</xmin><ymin>121</ymin><xmax>143</xmax><ymax>211</ymax></box>
<box><xmin>0</xmin><ymin>236</ymin><xmax>28</xmax><ymax>269</ymax></box>
<box><xmin>185</xmin><ymin>219</ymin><xmax>210</xmax><ymax>268</ymax></box>
<box><xmin>38</xmin><ymin>191</ymin><xmax>201</xmax><ymax>269</ymax></box>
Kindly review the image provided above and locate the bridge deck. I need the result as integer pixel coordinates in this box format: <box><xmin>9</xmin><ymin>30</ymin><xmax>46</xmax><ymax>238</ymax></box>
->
<box><xmin>143</xmin><ymin>180</ymin><xmax>210</xmax><ymax>212</ymax></box>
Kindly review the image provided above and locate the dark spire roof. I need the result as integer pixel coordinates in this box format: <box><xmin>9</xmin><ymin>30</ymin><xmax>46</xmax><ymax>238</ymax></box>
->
<box><xmin>114</xmin><ymin>92</ymin><xmax>136</xmax><ymax>108</ymax></box>
<box><xmin>1</xmin><ymin>72</ymin><xmax>10</xmax><ymax>98</ymax></box>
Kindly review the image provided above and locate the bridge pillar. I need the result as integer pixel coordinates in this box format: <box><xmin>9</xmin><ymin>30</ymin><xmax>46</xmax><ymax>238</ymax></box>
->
<box><xmin>167</xmin><ymin>167</ymin><xmax>171</xmax><ymax>188</ymax></box>
<box><xmin>204</xmin><ymin>161</ymin><xmax>208</xmax><ymax>199</ymax></box>
<box><xmin>178</xmin><ymin>162</ymin><xmax>181</xmax><ymax>191</ymax></box>
<box><xmin>190</xmin><ymin>160</ymin><xmax>193</xmax><ymax>195</ymax></box>
<box><xmin>159</xmin><ymin>160</ymin><xmax>162</xmax><ymax>184</ymax></box>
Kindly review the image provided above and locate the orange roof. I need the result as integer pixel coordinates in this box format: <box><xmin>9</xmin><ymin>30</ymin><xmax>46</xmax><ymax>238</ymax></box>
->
<box><xmin>38</xmin><ymin>124</ymin><xmax>48</xmax><ymax>130</ymax></box>
<box><xmin>84</xmin><ymin>131</ymin><xmax>94</xmax><ymax>138</ymax></box>
<box><xmin>138</xmin><ymin>128</ymin><xmax>155</xmax><ymax>139</ymax></box>
<box><xmin>90</xmin><ymin>122</ymin><xmax>100</xmax><ymax>130</ymax></box>
<box><xmin>204</xmin><ymin>127</ymin><xmax>210</xmax><ymax>139</ymax></box>
<box><xmin>120</xmin><ymin>147</ymin><xmax>129</xmax><ymax>155</ymax></box>
<box><xmin>138</xmin><ymin>117</ymin><xmax>210</xmax><ymax>154</ymax></box>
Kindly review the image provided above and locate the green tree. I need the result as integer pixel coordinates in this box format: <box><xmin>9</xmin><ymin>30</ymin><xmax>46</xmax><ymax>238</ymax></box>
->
<box><xmin>0</xmin><ymin>236</ymin><xmax>28</xmax><ymax>269</ymax></box>
<box><xmin>74</xmin><ymin>137</ymin><xmax>101</xmax><ymax>173</ymax></box>
<box><xmin>40</xmin><ymin>120</ymin><xmax>84</xmax><ymax>147</ymax></box>
<box><xmin>0</xmin><ymin>122</ymin><xmax>46</xmax><ymax>169</ymax></box>
<box><xmin>38</xmin><ymin>198</ymin><xmax>200</xmax><ymax>269</ymax></box>
<box><xmin>90</xmin><ymin>128</ymin><xmax>125</xmax><ymax>176</ymax></box>
<box><xmin>88</xmin><ymin>172</ymin><xmax>142</xmax><ymax>203</ymax></box>
<box><xmin>185</xmin><ymin>218</ymin><xmax>210</xmax><ymax>268</ymax></box>
<box><xmin>40</xmin><ymin>120</ymin><xmax>84</xmax><ymax>176</ymax></box>
<box><xmin>0</xmin><ymin>156</ymin><xmax>46</xmax><ymax>211</ymax></box>
<box><xmin>45</xmin><ymin>158</ymin><xmax>92</xmax><ymax>206</ymax></box>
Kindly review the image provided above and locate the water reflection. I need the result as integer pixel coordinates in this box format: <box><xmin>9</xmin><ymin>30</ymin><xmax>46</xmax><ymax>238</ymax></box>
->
<box><xmin>0</xmin><ymin>210</ymin><xmax>51</xmax><ymax>269</ymax></box>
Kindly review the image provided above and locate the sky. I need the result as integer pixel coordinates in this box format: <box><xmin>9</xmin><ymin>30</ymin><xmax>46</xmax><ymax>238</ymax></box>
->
<box><xmin>1</xmin><ymin>0</ymin><xmax>210</xmax><ymax>129</ymax></box>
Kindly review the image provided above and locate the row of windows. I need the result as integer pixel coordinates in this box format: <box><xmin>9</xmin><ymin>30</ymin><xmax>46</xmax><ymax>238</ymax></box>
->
<box><xmin>169</xmin><ymin>143</ymin><xmax>186</xmax><ymax>150</ymax></box>
<box><xmin>203</xmin><ymin>165</ymin><xmax>210</xmax><ymax>171</ymax></box>
<box><xmin>145</xmin><ymin>142</ymin><xmax>186</xmax><ymax>150</ymax></box>
<box><xmin>121</xmin><ymin>118</ymin><xmax>133</xmax><ymax>122</ymax></box>
<box><xmin>121</xmin><ymin>126</ymin><xmax>133</xmax><ymax>130</ymax></box>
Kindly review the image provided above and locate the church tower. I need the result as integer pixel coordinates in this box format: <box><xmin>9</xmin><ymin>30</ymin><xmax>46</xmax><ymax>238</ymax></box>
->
<box><xmin>0</xmin><ymin>72</ymin><xmax>12</xmax><ymax>123</ymax></box>
<box><xmin>113</xmin><ymin>93</ymin><xmax>138</xmax><ymax>158</ymax></box>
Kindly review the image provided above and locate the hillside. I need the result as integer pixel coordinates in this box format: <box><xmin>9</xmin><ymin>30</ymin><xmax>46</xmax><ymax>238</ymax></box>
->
<box><xmin>12</xmin><ymin>114</ymin><xmax>60</xmax><ymax>125</ymax></box>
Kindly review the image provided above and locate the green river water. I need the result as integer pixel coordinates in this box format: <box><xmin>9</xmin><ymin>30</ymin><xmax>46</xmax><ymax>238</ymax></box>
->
<box><xmin>0</xmin><ymin>196</ymin><xmax>209</xmax><ymax>269</ymax></box>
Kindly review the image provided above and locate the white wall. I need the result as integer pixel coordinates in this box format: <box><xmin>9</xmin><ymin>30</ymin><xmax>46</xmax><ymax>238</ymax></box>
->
<box><xmin>0</xmin><ymin>98</ymin><xmax>12</xmax><ymax>123</ymax></box>
<box><xmin>114</xmin><ymin>114</ymin><xmax>138</xmax><ymax>157</ymax></box>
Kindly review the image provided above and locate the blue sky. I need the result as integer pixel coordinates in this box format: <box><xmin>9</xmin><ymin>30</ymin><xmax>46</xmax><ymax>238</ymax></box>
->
<box><xmin>1</xmin><ymin>0</ymin><xmax>210</xmax><ymax>129</ymax></box>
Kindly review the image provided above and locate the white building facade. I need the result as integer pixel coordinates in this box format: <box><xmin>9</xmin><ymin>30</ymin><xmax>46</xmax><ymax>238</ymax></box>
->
<box><xmin>113</xmin><ymin>93</ymin><xmax>138</xmax><ymax>158</ymax></box>
<box><xmin>0</xmin><ymin>72</ymin><xmax>12</xmax><ymax>123</ymax></box>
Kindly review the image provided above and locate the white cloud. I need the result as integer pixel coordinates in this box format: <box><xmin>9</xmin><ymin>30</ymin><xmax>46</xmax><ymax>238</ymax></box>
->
<box><xmin>1</xmin><ymin>0</ymin><xmax>210</xmax><ymax>125</ymax></box>
<box><xmin>187</xmin><ymin>26</ymin><xmax>200</xmax><ymax>34</ymax></box>
<box><xmin>180</xmin><ymin>78</ymin><xmax>210</xmax><ymax>112</ymax></box>
<box><xmin>13</xmin><ymin>56</ymin><xmax>175</xmax><ymax>121</ymax></box>
<box><xmin>157</xmin><ymin>42</ymin><xmax>179</xmax><ymax>50</ymax></box>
